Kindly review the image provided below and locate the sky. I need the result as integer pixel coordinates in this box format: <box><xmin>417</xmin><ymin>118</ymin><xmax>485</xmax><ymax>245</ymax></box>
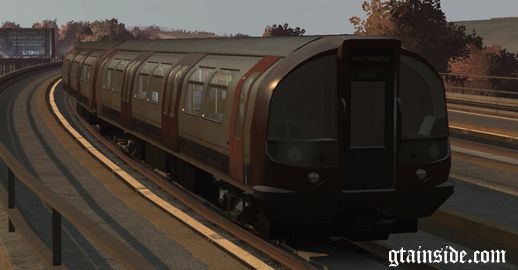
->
<box><xmin>0</xmin><ymin>0</ymin><xmax>517</xmax><ymax>36</ymax></box>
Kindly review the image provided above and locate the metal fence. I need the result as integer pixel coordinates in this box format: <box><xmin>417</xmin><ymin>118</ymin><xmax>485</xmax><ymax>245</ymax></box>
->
<box><xmin>0</xmin><ymin>143</ymin><xmax>153</xmax><ymax>268</ymax></box>
<box><xmin>440</xmin><ymin>73</ymin><xmax>518</xmax><ymax>99</ymax></box>
<box><xmin>0</xmin><ymin>66</ymin><xmax>153</xmax><ymax>268</ymax></box>
<box><xmin>0</xmin><ymin>57</ymin><xmax>62</xmax><ymax>78</ymax></box>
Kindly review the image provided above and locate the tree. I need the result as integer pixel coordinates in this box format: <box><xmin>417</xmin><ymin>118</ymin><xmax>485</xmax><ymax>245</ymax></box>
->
<box><xmin>263</xmin><ymin>23</ymin><xmax>305</xmax><ymax>37</ymax></box>
<box><xmin>32</xmin><ymin>19</ymin><xmax>58</xmax><ymax>29</ymax></box>
<box><xmin>1</xmin><ymin>21</ymin><xmax>21</xmax><ymax>28</ymax></box>
<box><xmin>350</xmin><ymin>0</ymin><xmax>482</xmax><ymax>72</ymax></box>
<box><xmin>80</xmin><ymin>19</ymin><xmax>133</xmax><ymax>42</ymax></box>
<box><xmin>224</xmin><ymin>33</ymin><xmax>250</xmax><ymax>38</ymax></box>
<box><xmin>447</xmin><ymin>44</ymin><xmax>494</xmax><ymax>95</ymax></box>
<box><xmin>349</xmin><ymin>0</ymin><xmax>394</xmax><ymax>35</ymax></box>
<box><xmin>131</xmin><ymin>25</ymin><xmax>163</xmax><ymax>40</ymax></box>
<box><xmin>233</xmin><ymin>33</ymin><xmax>249</xmax><ymax>38</ymax></box>
<box><xmin>59</xmin><ymin>21</ymin><xmax>87</xmax><ymax>54</ymax></box>
<box><xmin>130</xmin><ymin>27</ymin><xmax>152</xmax><ymax>40</ymax></box>
<box><xmin>448</xmin><ymin>44</ymin><xmax>518</xmax><ymax>97</ymax></box>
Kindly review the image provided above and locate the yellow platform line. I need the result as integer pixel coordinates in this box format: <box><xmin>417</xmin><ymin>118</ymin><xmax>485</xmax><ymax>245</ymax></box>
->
<box><xmin>49</xmin><ymin>79</ymin><xmax>273</xmax><ymax>270</ymax></box>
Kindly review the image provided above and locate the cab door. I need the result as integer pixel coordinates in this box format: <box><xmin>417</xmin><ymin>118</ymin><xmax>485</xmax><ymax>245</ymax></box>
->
<box><xmin>228</xmin><ymin>56</ymin><xmax>279</xmax><ymax>183</ymax></box>
<box><xmin>340</xmin><ymin>39</ymin><xmax>400</xmax><ymax>190</ymax></box>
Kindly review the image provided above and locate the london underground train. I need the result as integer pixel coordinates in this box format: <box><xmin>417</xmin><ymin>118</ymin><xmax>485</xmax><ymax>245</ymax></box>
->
<box><xmin>62</xmin><ymin>35</ymin><xmax>452</xmax><ymax>239</ymax></box>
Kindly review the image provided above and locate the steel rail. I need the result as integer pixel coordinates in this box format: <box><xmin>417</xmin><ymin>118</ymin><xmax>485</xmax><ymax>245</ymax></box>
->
<box><xmin>63</xmin><ymin>80</ymin><xmax>314</xmax><ymax>270</ymax></box>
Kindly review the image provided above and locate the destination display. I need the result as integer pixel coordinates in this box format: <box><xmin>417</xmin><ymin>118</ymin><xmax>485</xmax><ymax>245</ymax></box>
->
<box><xmin>0</xmin><ymin>28</ymin><xmax>56</xmax><ymax>59</ymax></box>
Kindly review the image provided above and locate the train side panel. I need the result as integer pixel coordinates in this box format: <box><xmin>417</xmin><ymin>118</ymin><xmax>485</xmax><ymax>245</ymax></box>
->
<box><xmin>177</xmin><ymin>55</ymin><xmax>260</xmax><ymax>173</ymax></box>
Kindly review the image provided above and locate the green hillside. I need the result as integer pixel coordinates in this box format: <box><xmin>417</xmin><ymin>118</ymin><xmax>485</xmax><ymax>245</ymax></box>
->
<box><xmin>455</xmin><ymin>17</ymin><xmax>518</xmax><ymax>53</ymax></box>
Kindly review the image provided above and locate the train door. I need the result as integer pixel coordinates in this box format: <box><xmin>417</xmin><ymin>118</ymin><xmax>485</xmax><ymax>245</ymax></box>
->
<box><xmin>70</xmin><ymin>50</ymin><xmax>91</xmax><ymax>96</ymax></box>
<box><xmin>63</xmin><ymin>49</ymin><xmax>79</xmax><ymax>88</ymax></box>
<box><xmin>121</xmin><ymin>52</ymin><xmax>154</xmax><ymax>129</ymax></box>
<box><xmin>228</xmin><ymin>56</ymin><xmax>279</xmax><ymax>183</ymax></box>
<box><xmin>91</xmin><ymin>49</ymin><xmax>118</xmax><ymax>112</ymax></box>
<box><xmin>161</xmin><ymin>54</ymin><xmax>205</xmax><ymax>150</ymax></box>
<box><xmin>340</xmin><ymin>39</ymin><xmax>400</xmax><ymax>189</ymax></box>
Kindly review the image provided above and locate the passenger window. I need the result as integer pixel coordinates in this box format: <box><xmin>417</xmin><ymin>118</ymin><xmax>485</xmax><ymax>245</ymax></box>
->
<box><xmin>149</xmin><ymin>65</ymin><xmax>167</xmax><ymax>104</ymax></box>
<box><xmin>103</xmin><ymin>59</ymin><xmax>120</xmax><ymax>91</ymax></box>
<box><xmin>183</xmin><ymin>67</ymin><xmax>215</xmax><ymax>115</ymax></box>
<box><xmin>202</xmin><ymin>70</ymin><xmax>235</xmax><ymax>122</ymax></box>
<box><xmin>133</xmin><ymin>62</ymin><xmax>158</xmax><ymax>101</ymax></box>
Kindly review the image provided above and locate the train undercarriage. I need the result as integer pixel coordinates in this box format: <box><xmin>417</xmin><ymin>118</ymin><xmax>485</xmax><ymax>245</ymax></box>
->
<box><xmin>77</xmin><ymin>104</ymin><xmax>453</xmax><ymax>241</ymax></box>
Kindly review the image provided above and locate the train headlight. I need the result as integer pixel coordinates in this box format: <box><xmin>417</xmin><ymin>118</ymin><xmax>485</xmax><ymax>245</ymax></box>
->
<box><xmin>416</xmin><ymin>169</ymin><xmax>428</xmax><ymax>182</ymax></box>
<box><xmin>307</xmin><ymin>172</ymin><xmax>320</xmax><ymax>185</ymax></box>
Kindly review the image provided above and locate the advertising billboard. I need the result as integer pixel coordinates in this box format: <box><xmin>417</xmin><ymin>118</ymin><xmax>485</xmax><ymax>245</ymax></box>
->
<box><xmin>0</xmin><ymin>28</ymin><xmax>56</xmax><ymax>59</ymax></box>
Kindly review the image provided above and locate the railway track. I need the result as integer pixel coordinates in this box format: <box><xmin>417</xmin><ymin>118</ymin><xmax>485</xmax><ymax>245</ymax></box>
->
<box><xmin>0</xmin><ymin>67</ymin><xmax>256</xmax><ymax>269</ymax></box>
<box><xmin>50</xmin><ymin>78</ymin><xmax>436</xmax><ymax>269</ymax></box>
<box><xmin>2</xmin><ymin>65</ymin><xmax>516</xmax><ymax>269</ymax></box>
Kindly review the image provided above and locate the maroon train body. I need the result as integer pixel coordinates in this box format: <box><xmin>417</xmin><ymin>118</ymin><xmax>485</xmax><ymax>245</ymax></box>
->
<box><xmin>62</xmin><ymin>35</ymin><xmax>453</xmax><ymax>240</ymax></box>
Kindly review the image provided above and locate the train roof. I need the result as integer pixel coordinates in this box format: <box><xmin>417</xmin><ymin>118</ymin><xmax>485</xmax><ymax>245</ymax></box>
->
<box><xmin>75</xmin><ymin>41</ymin><xmax>123</xmax><ymax>50</ymax></box>
<box><xmin>116</xmin><ymin>36</ymin><xmax>320</xmax><ymax>57</ymax></box>
<box><xmin>73</xmin><ymin>35</ymin><xmax>396</xmax><ymax>57</ymax></box>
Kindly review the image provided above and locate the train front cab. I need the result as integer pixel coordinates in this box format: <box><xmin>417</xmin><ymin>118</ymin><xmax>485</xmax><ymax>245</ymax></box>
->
<box><xmin>251</xmin><ymin>39</ymin><xmax>453</xmax><ymax>239</ymax></box>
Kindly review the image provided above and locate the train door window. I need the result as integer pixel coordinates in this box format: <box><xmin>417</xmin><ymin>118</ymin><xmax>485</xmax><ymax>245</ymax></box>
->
<box><xmin>102</xmin><ymin>69</ymin><xmax>113</xmax><ymax>90</ymax></box>
<box><xmin>148</xmin><ymin>64</ymin><xmax>171</xmax><ymax>104</ymax></box>
<box><xmin>134</xmin><ymin>62</ymin><xmax>158</xmax><ymax>101</ymax></box>
<box><xmin>123</xmin><ymin>60</ymin><xmax>140</xmax><ymax>102</ymax></box>
<box><xmin>103</xmin><ymin>59</ymin><xmax>121</xmax><ymax>91</ymax></box>
<box><xmin>169</xmin><ymin>66</ymin><xmax>189</xmax><ymax>117</ymax></box>
<box><xmin>235</xmin><ymin>72</ymin><xmax>260</xmax><ymax>138</ymax></box>
<box><xmin>163</xmin><ymin>65</ymin><xmax>182</xmax><ymax>115</ymax></box>
<box><xmin>350</xmin><ymin>81</ymin><xmax>386</xmax><ymax>147</ymax></box>
<box><xmin>81</xmin><ymin>56</ymin><xmax>97</xmax><ymax>84</ymax></box>
<box><xmin>202</xmin><ymin>69</ymin><xmax>236</xmax><ymax>122</ymax></box>
<box><xmin>183</xmin><ymin>67</ymin><xmax>215</xmax><ymax>115</ymax></box>
<box><xmin>80</xmin><ymin>64</ymin><xmax>89</xmax><ymax>83</ymax></box>
<box><xmin>71</xmin><ymin>61</ymin><xmax>80</xmax><ymax>75</ymax></box>
<box><xmin>62</xmin><ymin>59</ymin><xmax>70</xmax><ymax>75</ymax></box>
<box><xmin>113</xmin><ymin>59</ymin><xmax>130</xmax><ymax>93</ymax></box>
